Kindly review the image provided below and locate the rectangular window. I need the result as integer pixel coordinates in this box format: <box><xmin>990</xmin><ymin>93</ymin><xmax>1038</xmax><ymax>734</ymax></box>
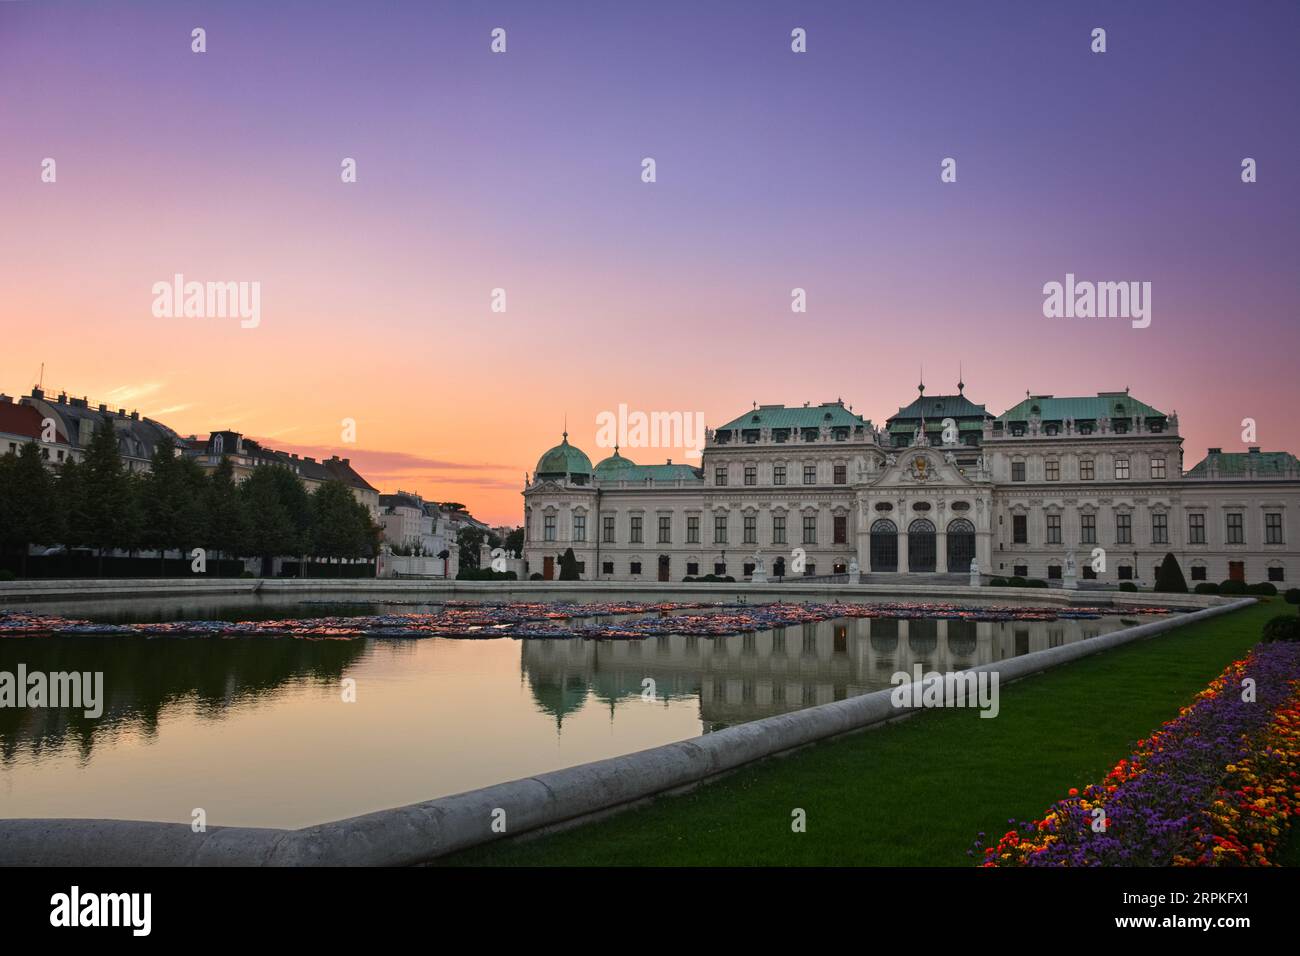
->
<box><xmin>833</xmin><ymin>464</ymin><xmax>846</xmax><ymax>485</ymax></box>
<box><xmin>1081</xmin><ymin>514</ymin><xmax>1096</xmax><ymax>544</ymax></box>
<box><xmin>1226</xmin><ymin>513</ymin><xmax>1243</xmax><ymax>544</ymax></box>
<box><xmin>544</xmin><ymin>515</ymin><xmax>556</xmax><ymax>541</ymax></box>
<box><xmin>1045</xmin><ymin>460</ymin><xmax>1059</xmax><ymax>481</ymax></box>
<box><xmin>1191</xmin><ymin>565</ymin><xmax>1206</xmax><ymax>581</ymax></box>
<box><xmin>1266</xmin><ymin>513</ymin><xmax>1283</xmax><ymax>544</ymax></box>
<box><xmin>1080</xmin><ymin>459</ymin><xmax>1095</xmax><ymax>481</ymax></box>
<box><xmin>804</xmin><ymin>562</ymin><xmax>816</xmax><ymax>577</ymax></box>
<box><xmin>714</xmin><ymin>467</ymin><xmax>727</xmax><ymax>487</ymax></box>
<box><xmin>601</xmin><ymin>560</ymin><xmax>614</xmax><ymax>575</ymax></box>
<box><xmin>802</xmin><ymin>516</ymin><xmax>817</xmax><ymax>544</ymax></box>
<box><xmin>686</xmin><ymin>516</ymin><xmax>699</xmax><ymax>543</ymax></box>
<box><xmin>1082</xmin><ymin>565</ymin><xmax>1097</xmax><ymax>580</ymax></box>
<box><xmin>1118</xmin><ymin>565</ymin><xmax>1133</xmax><ymax>580</ymax></box>
<box><xmin>686</xmin><ymin>561</ymin><xmax>699</xmax><ymax>576</ymax></box>
<box><xmin>1189</xmin><ymin>513</ymin><xmax>1205</xmax><ymax>544</ymax></box>
<box><xmin>1115</xmin><ymin>457</ymin><xmax>1130</xmax><ymax>480</ymax></box>
<box><xmin>630</xmin><ymin>561</ymin><xmax>642</xmax><ymax>576</ymax></box>
<box><xmin>1046</xmin><ymin>514</ymin><xmax>1061</xmax><ymax>544</ymax></box>
<box><xmin>772</xmin><ymin>515</ymin><xmax>786</xmax><ymax>545</ymax></box>
<box><xmin>630</xmin><ymin>516</ymin><xmax>643</xmax><ymax>544</ymax></box>
<box><xmin>603</xmin><ymin>516</ymin><xmax>615</xmax><ymax>543</ymax></box>
<box><xmin>744</xmin><ymin>515</ymin><xmax>757</xmax><ymax>544</ymax></box>
<box><xmin>658</xmin><ymin>516</ymin><xmax>671</xmax><ymax>544</ymax></box>
<box><xmin>1268</xmin><ymin>566</ymin><xmax>1285</xmax><ymax>582</ymax></box>
<box><xmin>744</xmin><ymin>465</ymin><xmax>756</xmax><ymax>486</ymax></box>
<box><xmin>833</xmin><ymin>515</ymin><xmax>847</xmax><ymax>544</ymax></box>
<box><xmin>773</xmin><ymin>464</ymin><xmax>786</xmax><ymax>485</ymax></box>
<box><xmin>573</xmin><ymin>514</ymin><xmax>586</xmax><ymax>542</ymax></box>
<box><xmin>1151</xmin><ymin>457</ymin><xmax>1166</xmax><ymax>479</ymax></box>
<box><xmin>1048</xmin><ymin>565</ymin><xmax>1061</xmax><ymax>580</ymax></box>
<box><xmin>714</xmin><ymin>515</ymin><xmax>727</xmax><ymax>544</ymax></box>
<box><xmin>1013</xmin><ymin>515</ymin><xmax>1027</xmax><ymax>544</ymax></box>
<box><xmin>1152</xmin><ymin>513</ymin><xmax>1168</xmax><ymax>544</ymax></box>
<box><xmin>1011</xmin><ymin>461</ymin><xmax>1026</xmax><ymax>482</ymax></box>
<box><xmin>714</xmin><ymin>562</ymin><xmax>727</xmax><ymax>576</ymax></box>
<box><xmin>1013</xmin><ymin>564</ymin><xmax>1028</xmax><ymax>578</ymax></box>
<box><xmin>803</xmin><ymin>464</ymin><xmax>816</xmax><ymax>485</ymax></box>
<box><xmin>1116</xmin><ymin>513</ymin><xmax>1132</xmax><ymax>544</ymax></box>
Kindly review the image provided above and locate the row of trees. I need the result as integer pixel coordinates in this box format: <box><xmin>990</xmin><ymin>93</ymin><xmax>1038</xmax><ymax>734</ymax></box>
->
<box><xmin>0</xmin><ymin>417</ymin><xmax>380</xmax><ymax>576</ymax></box>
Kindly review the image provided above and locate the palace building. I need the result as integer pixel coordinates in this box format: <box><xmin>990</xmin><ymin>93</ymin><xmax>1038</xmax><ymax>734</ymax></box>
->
<box><xmin>522</xmin><ymin>382</ymin><xmax>1300</xmax><ymax>587</ymax></box>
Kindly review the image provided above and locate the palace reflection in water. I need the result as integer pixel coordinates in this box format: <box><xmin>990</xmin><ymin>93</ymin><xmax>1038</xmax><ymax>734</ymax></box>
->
<box><xmin>521</xmin><ymin>615</ymin><xmax>1134</xmax><ymax>731</ymax></box>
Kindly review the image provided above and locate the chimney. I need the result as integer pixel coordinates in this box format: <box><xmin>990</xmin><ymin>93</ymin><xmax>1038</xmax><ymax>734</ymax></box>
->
<box><xmin>31</xmin><ymin>387</ymin><xmax>44</xmax><ymax>400</ymax></box>
<box><xmin>667</xmin><ymin>458</ymin><xmax>672</xmax><ymax>465</ymax></box>
<box><xmin>98</xmin><ymin>403</ymin><xmax>107</xmax><ymax>413</ymax></box>
<box><xmin>130</xmin><ymin>411</ymin><xmax>139</xmax><ymax>420</ymax></box>
<box><xmin>0</xmin><ymin>394</ymin><xmax>10</xmax><ymax>404</ymax></box>
<box><xmin>118</xmin><ymin>408</ymin><xmax>126</xmax><ymax>417</ymax></box>
<box><xmin>1248</xmin><ymin>446</ymin><xmax>1261</xmax><ymax>454</ymax></box>
<box><xmin>57</xmin><ymin>392</ymin><xmax>66</xmax><ymax>404</ymax></box>
<box><xmin>342</xmin><ymin>458</ymin><xmax>350</xmax><ymax>466</ymax></box>
<box><xmin>1208</xmin><ymin>447</ymin><xmax>1222</xmax><ymax>455</ymax></box>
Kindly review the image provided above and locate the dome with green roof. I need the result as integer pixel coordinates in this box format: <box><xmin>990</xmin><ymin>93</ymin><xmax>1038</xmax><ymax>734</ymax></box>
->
<box><xmin>535</xmin><ymin>432</ymin><xmax>593</xmax><ymax>480</ymax></box>
<box><xmin>594</xmin><ymin>446</ymin><xmax>636</xmax><ymax>479</ymax></box>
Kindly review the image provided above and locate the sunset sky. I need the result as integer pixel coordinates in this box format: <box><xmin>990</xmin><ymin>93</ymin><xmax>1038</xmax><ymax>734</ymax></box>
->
<box><xmin>2</xmin><ymin>1</ymin><xmax>1297</xmax><ymax>525</ymax></box>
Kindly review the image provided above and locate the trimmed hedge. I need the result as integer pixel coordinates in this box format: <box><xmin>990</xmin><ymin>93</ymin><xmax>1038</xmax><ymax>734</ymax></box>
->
<box><xmin>1219</xmin><ymin>580</ymin><xmax>1248</xmax><ymax>596</ymax></box>
<box><xmin>682</xmin><ymin>574</ymin><xmax>736</xmax><ymax>583</ymax></box>
<box><xmin>1247</xmin><ymin>582</ymin><xmax>1278</xmax><ymax>596</ymax></box>
<box><xmin>989</xmin><ymin>576</ymin><xmax>1008</xmax><ymax>587</ymax></box>
<box><xmin>1262</xmin><ymin>614</ymin><xmax>1300</xmax><ymax>642</ymax></box>
<box><xmin>1119</xmin><ymin>581</ymin><xmax>1138</xmax><ymax>592</ymax></box>
<box><xmin>1194</xmin><ymin>582</ymin><xmax>1220</xmax><ymax>595</ymax></box>
<box><xmin>1285</xmin><ymin>588</ymin><xmax>1300</xmax><ymax>606</ymax></box>
<box><xmin>457</xmin><ymin>568</ymin><xmax>518</xmax><ymax>581</ymax></box>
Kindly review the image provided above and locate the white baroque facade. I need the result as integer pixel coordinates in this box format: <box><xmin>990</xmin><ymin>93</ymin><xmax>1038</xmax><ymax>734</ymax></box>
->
<box><xmin>522</xmin><ymin>389</ymin><xmax>1300</xmax><ymax>588</ymax></box>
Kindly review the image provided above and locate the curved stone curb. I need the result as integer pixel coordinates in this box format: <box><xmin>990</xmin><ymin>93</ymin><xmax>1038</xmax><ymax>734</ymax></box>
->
<box><xmin>0</xmin><ymin>598</ymin><xmax>1255</xmax><ymax>866</ymax></box>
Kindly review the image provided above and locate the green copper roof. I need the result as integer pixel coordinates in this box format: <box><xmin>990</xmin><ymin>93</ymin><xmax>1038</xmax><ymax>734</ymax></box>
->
<box><xmin>535</xmin><ymin>434</ymin><xmax>593</xmax><ymax>476</ymax></box>
<box><xmin>715</xmin><ymin>402</ymin><xmax>869</xmax><ymax>432</ymax></box>
<box><xmin>1186</xmin><ymin>450</ymin><xmax>1299</xmax><ymax>477</ymax></box>
<box><xmin>595</xmin><ymin>448</ymin><xmax>702</xmax><ymax>483</ymax></box>
<box><xmin>888</xmin><ymin>392</ymin><xmax>988</xmax><ymax>423</ymax></box>
<box><xmin>998</xmin><ymin>393</ymin><xmax>1165</xmax><ymax>423</ymax></box>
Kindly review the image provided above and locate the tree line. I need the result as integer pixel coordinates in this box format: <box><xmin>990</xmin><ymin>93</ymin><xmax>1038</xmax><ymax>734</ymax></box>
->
<box><xmin>0</xmin><ymin>416</ymin><xmax>380</xmax><ymax>576</ymax></box>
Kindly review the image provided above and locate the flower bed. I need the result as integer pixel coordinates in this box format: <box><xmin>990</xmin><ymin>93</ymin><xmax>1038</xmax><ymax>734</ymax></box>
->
<box><xmin>976</xmin><ymin>641</ymin><xmax>1300</xmax><ymax>866</ymax></box>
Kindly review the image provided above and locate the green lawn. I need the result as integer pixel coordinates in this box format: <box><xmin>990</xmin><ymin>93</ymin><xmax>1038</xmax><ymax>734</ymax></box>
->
<box><xmin>441</xmin><ymin>600</ymin><xmax>1289</xmax><ymax>866</ymax></box>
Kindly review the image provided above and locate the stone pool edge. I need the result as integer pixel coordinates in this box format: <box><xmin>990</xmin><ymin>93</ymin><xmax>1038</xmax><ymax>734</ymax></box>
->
<box><xmin>0</xmin><ymin>597</ymin><xmax>1255</xmax><ymax>866</ymax></box>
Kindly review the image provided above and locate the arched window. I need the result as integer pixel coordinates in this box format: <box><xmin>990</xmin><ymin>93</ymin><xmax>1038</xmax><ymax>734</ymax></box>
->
<box><xmin>870</xmin><ymin>519</ymin><xmax>897</xmax><ymax>572</ymax></box>
<box><xmin>908</xmin><ymin>518</ymin><xmax>936</xmax><ymax>572</ymax></box>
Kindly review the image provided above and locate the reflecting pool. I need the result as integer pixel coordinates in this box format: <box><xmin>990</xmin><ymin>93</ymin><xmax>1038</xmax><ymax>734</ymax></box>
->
<box><xmin>0</xmin><ymin>594</ymin><xmax>1170</xmax><ymax>827</ymax></box>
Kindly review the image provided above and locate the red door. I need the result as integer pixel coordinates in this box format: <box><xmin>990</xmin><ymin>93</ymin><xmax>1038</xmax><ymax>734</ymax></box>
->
<box><xmin>543</xmin><ymin>556</ymin><xmax>554</xmax><ymax>580</ymax></box>
<box><xmin>1228</xmin><ymin>561</ymin><xmax>1245</xmax><ymax>583</ymax></box>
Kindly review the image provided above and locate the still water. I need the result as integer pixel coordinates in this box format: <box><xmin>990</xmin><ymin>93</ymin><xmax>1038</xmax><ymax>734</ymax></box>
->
<box><xmin>0</xmin><ymin>593</ymin><xmax>1165</xmax><ymax>827</ymax></box>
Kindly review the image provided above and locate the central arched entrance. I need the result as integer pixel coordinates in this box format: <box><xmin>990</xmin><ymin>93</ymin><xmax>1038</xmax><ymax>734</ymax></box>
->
<box><xmin>908</xmin><ymin>518</ymin><xmax>936</xmax><ymax>572</ymax></box>
<box><xmin>870</xmin><ymin>519</ymin><xmax>897</xmax><ymax>572</ymax></box>
<box><xmin>947</xmin><ymin>518</ymin><xmax>975</xmax><ymax>573</ymax></box>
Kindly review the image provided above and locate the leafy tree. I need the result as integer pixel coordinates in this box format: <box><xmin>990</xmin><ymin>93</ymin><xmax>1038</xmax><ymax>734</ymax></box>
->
<box><xmin>457</xmin><ymin>526</ymin><xmax>485</xmax><ymax>570</ymax></box>
<box><xmin>311</xmin><ymin>480</ymin><xmax>367</xmax><ymax>561</ymax></box>
<box><xmin>205</xmin><ymin>456</ymin><xmax>248</xmax><ymax>565</ymax></box>
<box><xmin>0</xmin><ymin>442</ymin><xmax>62</xmax><ymax>574</ymax></box>
<box><xmin>241</xmin><ymin>466</ymin><xmax>302</xmax><ymax>576</ymax></box>
<box><xmin>82</xmin><ymin>416</ymin><xmax>137</xmax><ymax>574</ymax></box>
<box><xmin>558</xmin><ymin>547</ymin><xmax>580</xmax><ymax>580</ymax></box>
<box><xmin>504</xmin><ymin>527</ymin><xmax>524</xmax><ymax>555</ymax></box>
<box><xmin>56</xmin><ymin>457</ymin><xmax>91</xmax><ymax>551</ymax></box>
<box><xmin>1153</xmin><ymin>552</ymin><xmax>1189</xmax><ymax>593</ymax></box>
<box><xmin>142</xmin><ymin>435</ymin><xmax>207</xmax><ymax>573</ymax></box>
